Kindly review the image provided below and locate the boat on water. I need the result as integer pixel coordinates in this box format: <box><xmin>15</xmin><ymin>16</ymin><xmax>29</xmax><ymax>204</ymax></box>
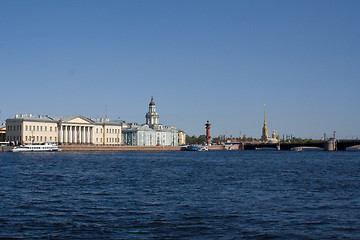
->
<box><xmin>182</xmin><ymin>145</ymin><xmax>209</xmax><ymax>151</ymax></box>
<box><xmin>8</xmin><ymin>143</ymin><xmax>62</xmax><ymax>152</ymax></box>
<box><xmin>291</xmin><ymin>147</ymin><xmax>303</xmax><ymax>151</ymax></box>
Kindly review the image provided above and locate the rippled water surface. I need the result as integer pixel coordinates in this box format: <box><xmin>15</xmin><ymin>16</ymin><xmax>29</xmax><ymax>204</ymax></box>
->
<box><xmin>1</xmin><ymin>150</ymin><xmax>360</xmax><ymax>239</ymax></box>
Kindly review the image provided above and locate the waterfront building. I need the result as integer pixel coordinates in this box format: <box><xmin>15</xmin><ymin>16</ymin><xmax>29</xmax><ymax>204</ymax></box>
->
<box><xmin>5</xmin><ymin>114</ymin><xmax>123</xmax><ymax>145</ymax></box>
<box><xmin>178</xmin><ymin>130</ymin><xmax>186</xmax><ymax>145</ymax></box>
<box><xmin>0</xmin><ymin>123</ymin><xmax>6</xmax><ymax>142</ymax></box>
<box><xmin>122</xmin><ymin>98</ymin><xmax>182</xmax><ymax>146</ymax></box>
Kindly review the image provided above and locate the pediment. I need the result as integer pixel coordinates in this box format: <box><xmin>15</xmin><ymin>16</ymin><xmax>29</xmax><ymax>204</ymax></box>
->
<box><xmin>65</xmin><ymin>116</ymin><xmax>93</xmax><ymax>124</ymax></box>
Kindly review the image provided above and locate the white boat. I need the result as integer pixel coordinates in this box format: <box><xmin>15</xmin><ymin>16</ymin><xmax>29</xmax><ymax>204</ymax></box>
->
<box><xmin>184</xmin><ymin>145</ymin><xmax>209</xmax><ymax>151</ymax></box>
<box><xmin>8</xmin><ymin>143</ymin><xmax>62</xmax><ymax>152</ymax></box>
<box><xmin>291</xmin><ymin>147</ymin><xmax>303</xmax><ymax>151</ymax></box>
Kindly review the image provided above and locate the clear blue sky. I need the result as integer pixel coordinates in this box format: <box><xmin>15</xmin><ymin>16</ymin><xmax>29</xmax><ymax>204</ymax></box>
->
<box><xmin>1</xmin><ymin>0</ymin><xmax>359</xmax><ymax>139</ymax></box>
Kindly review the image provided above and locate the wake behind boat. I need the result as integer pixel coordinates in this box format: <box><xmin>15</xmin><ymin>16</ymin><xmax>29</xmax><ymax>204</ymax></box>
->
<box><xmin>8</xmin><ymin>143</ymin><xmax>62</xmax><ymax>152</ymax></box>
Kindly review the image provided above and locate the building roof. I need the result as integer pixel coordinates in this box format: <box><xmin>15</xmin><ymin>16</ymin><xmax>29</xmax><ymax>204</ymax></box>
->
<box><xmin>8</xmin><ymin>114</ymin><xmax>55</xmax><ymax>122</ymax></box>
<box><xmin>8</xmin><ymin>114</ymin><xmax>124</xmax><ymax>126</ymax></box>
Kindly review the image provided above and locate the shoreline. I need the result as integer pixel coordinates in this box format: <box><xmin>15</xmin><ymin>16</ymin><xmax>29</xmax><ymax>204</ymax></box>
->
<box><xmin>1</xmin><ymin>145</ymin><xmax>226</xmax><ymax>152</ymax></box>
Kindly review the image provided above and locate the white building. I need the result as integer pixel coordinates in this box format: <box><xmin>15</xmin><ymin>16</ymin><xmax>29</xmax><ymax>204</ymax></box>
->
<box><xmin>122</xmin><ymin>97</ymin><xmax>182</xmax><ymax>146</ymax></box>
<box><xmin>6</xmin><ymin>114</ymin><xmax>123</xmax><ymax>145</ymax></box>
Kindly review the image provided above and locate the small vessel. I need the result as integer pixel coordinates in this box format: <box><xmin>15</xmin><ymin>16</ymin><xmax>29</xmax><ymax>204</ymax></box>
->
<box><xmin>183</xmin><ymin>145</ymin><xmax>209</xmax><ymax>151</ymax></box>
<box><xmin>8</xmin><ymin>143</ymin><xmax>62</xmax><ymax>152</ymax></box>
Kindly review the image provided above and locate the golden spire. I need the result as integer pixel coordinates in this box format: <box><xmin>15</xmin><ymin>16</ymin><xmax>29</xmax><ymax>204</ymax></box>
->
<box><xmin>264</xmin><ymin>104</ymin><xmax>266</xmax><ymax>123</ymax></box>
<box><xmin>261</xmin><ymin>104</ymin><xmax>269</xmax><ymax>142</ymax></box>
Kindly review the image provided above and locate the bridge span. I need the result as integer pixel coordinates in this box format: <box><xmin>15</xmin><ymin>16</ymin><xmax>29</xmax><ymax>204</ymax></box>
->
<box><xmin>233</xmin><ymin>139</ymin><xmax>360</xmax><ymax>151</ymax></box>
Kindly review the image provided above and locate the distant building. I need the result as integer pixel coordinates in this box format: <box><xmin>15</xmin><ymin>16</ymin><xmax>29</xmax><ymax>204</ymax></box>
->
<box><xmin>122</xmin><ymin>97</ymin><xmax>182</xmax><ymax>146</ymax></box>
<box><xmin>0</xmin><ymin>123</ymin><xmax>6</xmax><ymax>142</ymax></box>
<box><xmin>261</xmin><ymin>104</ymin><xmax>269</xmax><ymax>142</ymax></box>
<box><xmin>5</xmin><ymin>98</ymin><xmax>184</xmax><ymax>146</ymax></box>
<box><xmin>178</xmin><ymin>130</ymin><xmax>186</xmax><ymax>145</ymax></box>
<box><xmin>5</xmin><ymin>114</ymin><xmax>123</xmax><ymax>145</ymax></box>
<box><xmin>261</xmin><ymin>105</ymin><xmax>279</xmax><ymax>143</ymax></box>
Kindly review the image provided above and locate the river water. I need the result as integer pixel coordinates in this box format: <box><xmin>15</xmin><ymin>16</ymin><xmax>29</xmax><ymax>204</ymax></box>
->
<box><xmin>1</xmin><ymin>150</ymin><xmax>359</xmax><ymax>239</ymax></box>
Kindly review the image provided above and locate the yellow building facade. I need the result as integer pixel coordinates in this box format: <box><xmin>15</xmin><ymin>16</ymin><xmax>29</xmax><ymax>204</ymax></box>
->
<box><xmin>6</xmin><ymin>114</ymin><xmax>122</xmax><ymax>145</ymax></box>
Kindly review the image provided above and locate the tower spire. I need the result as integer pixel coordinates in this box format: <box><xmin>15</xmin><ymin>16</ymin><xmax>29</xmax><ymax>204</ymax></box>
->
<box><xmin>264</xmin><ymin>104</ymin><xmax>266</xmax><ymax>123</ymax></box>
<box><xmin>261</xmin><ymin>104</ymin><xmax>269</xmax><ymax>142</ymax></box>
<box><xmin>146</xmin><ymin>97</ymin><xmax>159</xmax><ymax>126</ymax></box>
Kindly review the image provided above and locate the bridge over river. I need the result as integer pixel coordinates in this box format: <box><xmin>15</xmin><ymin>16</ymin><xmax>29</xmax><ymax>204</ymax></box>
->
<box><xmin>235</xmin><ymin>139</ymin><xmax>360</xmax><ymax>151</ymax></box>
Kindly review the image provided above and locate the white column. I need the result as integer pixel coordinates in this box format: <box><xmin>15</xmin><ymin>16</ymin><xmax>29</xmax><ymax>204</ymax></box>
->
<box><xmin>91</xmin><ymin>127</ymin><xmax>94</xmax><ymax>144</ymax></box>
<box><xmin>81</xmin><ymin>127</ymin><xmax>86</xmax><ymax>143</ymax></box>
<box><xmin>78</xmin><ymin>127</ymin><xmax>82</xmax><ymax>144</ymax></box>
<box><xmin>59</xmin><ymin>125</ymin><xmax>63</xmax><ymax>143</ymax></box>
<box><xmin>64</xmin><ymin>126</ymin><xmax>68</xmax><ymax>143</ymax></box>
<box><xmin>69</xmin><ymin>126</ymin><xmax>73</xmax><ymax>143</ymax></box>
<box><xmin>83</xmin><ymin>127</ymin><xmax>86</xmax><ymax>143</ymax></box>
<box><xmin>73</xmin><ymin>126</ymin><xmax>76</xmax><ymax>143</ymax></box>
<box><xmin>65</xmin><ymin>126</ymin><xmax>68</xmax><ymax>143</ymax></box>
<box><xmin>86</xmin><ymin>127</ymin><xmax>90</xmax><ymax>143</ymax></box>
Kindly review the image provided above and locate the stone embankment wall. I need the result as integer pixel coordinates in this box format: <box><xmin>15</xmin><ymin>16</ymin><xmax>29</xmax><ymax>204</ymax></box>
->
<box><xmin>62</xmin><ymin>145</ymin><xmax>226</xmax><ymax>151</ymax></box>
<box><xmin>0</xmin><ymin>146</ymin><xmax>11</xmax><ymax>152</ymax></box>
<box><xmin>61</xmin><ymin>145</ymin><xmax>182</xmax><ymax>151</ymax></box>
<box><xmin>1</xmin><ymin>144</ymin><xmax>227</xmax><ymax>152</ymax></box>
<box><xmin>209</xmin><ymin>145</ymin><xmax>226</xmax><ymax>150</ymax></box>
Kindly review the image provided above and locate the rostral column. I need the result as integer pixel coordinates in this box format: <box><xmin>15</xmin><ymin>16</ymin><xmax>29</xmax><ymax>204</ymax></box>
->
<box><xmin>205</xmin><ymin>120</ymin><xmax>211</xmax><ymax>144</ymax></box>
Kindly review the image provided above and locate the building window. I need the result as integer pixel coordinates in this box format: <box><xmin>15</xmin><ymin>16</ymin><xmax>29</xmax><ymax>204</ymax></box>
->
<box><xmin>55</xmin><ymin>137</ymin><xmax>57</xmax><ymax>141</ymax></box>
<box><xmin>50</xmin><ymin>127</ymin><xmax>52</xmax><ymax>131</ymax></box>
<box><xmin>50</xmin><ymin>137</ymin><xmax>52</xmax><ymax>141</ymax></box>
<box><xmin>96</xmin><ymin>129</ymin><xmax>98</xmax><ymax>133</ymax></box>
<box><xmin>45</xmin><ymin>126</ymin><xmax>47</xmax><ymax>131</ymax></box>
<box><xmin>36</xmin><ymin>136</ymin><xmax>39</xmax><ymax>141</ymax></box>
<box><xmin>37</xmin><ymin>126</ymin><xmax>39</xmax><ymax>131</ymax></box>
<box><xmin>44</xmin><ymin>137</ymin><xmax>47</xmax><ymax>142</ymax></box>
<box><xmin>40</xmin><ymin>136</ymin><xmax>42</xmax><ymax>141</ymax></box>
<box><xmin>25</xmin><ymin>125</ymin><xmax>28</xmax><ymax>131</ymax></box>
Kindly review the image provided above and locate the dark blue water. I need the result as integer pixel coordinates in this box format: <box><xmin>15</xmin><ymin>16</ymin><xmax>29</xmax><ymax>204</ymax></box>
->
<box><xmin>1</xmin><ymin>150</ymin><xmax>360</xmax><ymax>239</ymax></box>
